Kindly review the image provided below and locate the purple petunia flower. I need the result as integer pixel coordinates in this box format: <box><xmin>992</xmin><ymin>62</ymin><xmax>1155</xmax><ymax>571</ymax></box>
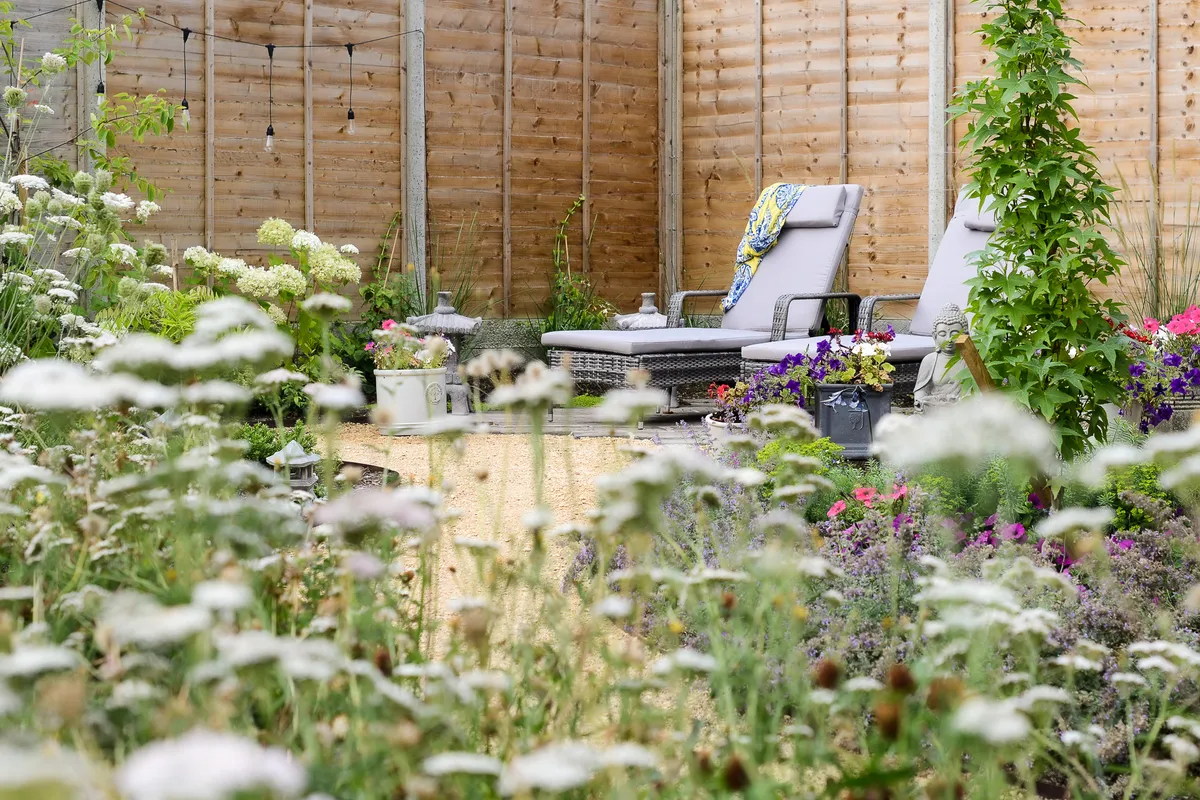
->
<box><xmin>1130</xmin><ymin>362</ymin><xmax>1147</xmax><ymax>378</ymax></box>
<box><xmin>1164</xmin><ymin>353</ymin><xmax>1183</xmax><ymax>368</ymax></box>
<box><xmin>1171</xmin><ymin>377</ymin><xmax>1188</xmax><ymax>395</ymax></box>
<box><xmin>1028</xmin><ymin>492</ymin><xmax>1045</xmax><ymax>511</ymax></box>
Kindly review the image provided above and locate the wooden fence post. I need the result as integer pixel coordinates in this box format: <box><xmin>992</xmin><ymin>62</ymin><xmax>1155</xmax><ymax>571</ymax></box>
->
<box><xmin>405</xmin><ymin>0</ymin><xmax>427</xmax><ymax>286</ymax></box>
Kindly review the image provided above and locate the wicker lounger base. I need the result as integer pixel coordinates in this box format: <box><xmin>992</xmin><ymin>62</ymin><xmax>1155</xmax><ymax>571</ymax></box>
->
<box><xmin>549</xmin><ymin>348</ymin><xmax>743</xmax><ymax>393</ymax></box>
<box><xmin>741</xmin><ymin>358</ymin><xmax>921</xmax><ymax>397</ymax></box>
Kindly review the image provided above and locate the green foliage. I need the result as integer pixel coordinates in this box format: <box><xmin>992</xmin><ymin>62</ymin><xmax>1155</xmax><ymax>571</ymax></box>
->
<box><xmin>913</xmin><ymin>456</ymin><xmax>1028</xmax><ymax>522</ymax></box>
<box><xmin>1112</xmin><ymin>163</ymin><xmax>1200</xmax><ymax>323</ymax></box>
<box><xmin>236</xmin><ymin>422</ymin><xmax>318</xmax><ymax>464</ymax></box>
<box><xmin>950</xmin><ymin>0</ymin><xmax>1129</xmax><ymax>461</ymax></box>
<box><xmin>1061</xmin><ymin>463</ymin><xmax>1177</xmax><ymax>532</ymax></box>
<box><xmin>96</xmin><ymin>285</ymin><xmax>217</xmax><ymax>343</ymax></box>
<box><xmin>539</xmin><ymin>195</ymin><xmax>614</xmax><ymax>334</ymax></box>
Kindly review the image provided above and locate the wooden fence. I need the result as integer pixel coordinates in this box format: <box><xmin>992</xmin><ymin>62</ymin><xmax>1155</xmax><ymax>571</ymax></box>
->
<box><xmin>19</xmin><ymin>0</ymin><xmax>1195</xmax><ymax>319</ymax></box>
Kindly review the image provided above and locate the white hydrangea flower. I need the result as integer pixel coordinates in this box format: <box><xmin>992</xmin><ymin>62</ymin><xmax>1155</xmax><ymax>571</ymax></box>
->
<box><xmin>257</xmin><ymin>217</ymin><xmax>295</xmax><ymax>247</ymax></box>
<box><xmin>117</xmin><ymin>729</ymin><xmax>308</xmax><ymax>800</ymax></box>
<box><xmin>236</xmin><ymin>267</ymin><xmax>281</xmax><ymax>299</ymax></box>
<box><xmin>291</xmin><ymin>229</ymin><xmax>322</xmax><ymax>251</ymax></box>
<box><xmin>269</xmin><ymin>263</ymin><xmax>307</xmax><ymax>296</ymax></box>
<box><xmin>136</xmin><ymin>200</ymin><xmax>161</xmax><ymax>222</ymax></box>
<box><xmin>339</xmin><ymin>243</ymin><xmax>359</xmax><ymax>255</ymax></box>
<box><xmin>309</xmin><ymin>244</ymin><xmax>361</xmax><ymax>285</ymax></box>
<box><xmin>208</xmin><ymin>258</ymin><xmax>243</xmax><ymax>279</ymax></box>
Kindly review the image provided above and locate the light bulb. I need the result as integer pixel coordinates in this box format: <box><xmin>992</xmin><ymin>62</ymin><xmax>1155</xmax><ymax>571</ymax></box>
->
<box><xmin>181</xmin><ymin>99</ymin><xmax>190</xmax><ymax>129</ymax></box>
<box><xmin>347</xmin><ymin>109</ymin><xmax>356</xmax><ymax>135</ymax></box>
<box><xmin>264</xmin><ymin>124</ymin><xmax>275</xmax><ymax>153</ymax></box>
<box><xmin>95</xmin><ymin>81</ymin><xmax>105</xmax><ymax>109</ymax></box>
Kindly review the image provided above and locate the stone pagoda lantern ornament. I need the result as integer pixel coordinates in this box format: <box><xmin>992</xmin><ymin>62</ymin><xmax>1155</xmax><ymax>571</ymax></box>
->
<box><xmin>914</xmin><ymin>303</ymin><xmax>970</xmax><ymax>411</ymax></box>
<box><xmin>267</xmin><ymin>440</ymin><xmax>321</xmax><ymax>493</ymax></box>
<box><xmin>614</xmin><ymin>293</ymin><xmax>668</xmax><ymax>330</ymax></box>
<box><xmin>407</xmin><ymin>291</ymin><xmax>482</xmax><ymax>415</ymax></box>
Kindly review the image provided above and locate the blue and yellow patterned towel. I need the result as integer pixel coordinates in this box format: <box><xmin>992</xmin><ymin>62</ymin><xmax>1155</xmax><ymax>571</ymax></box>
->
<box><xmin>721</xmin><ymin>183</ymin><xmax>808</xmax><ymax>312</ymax></box>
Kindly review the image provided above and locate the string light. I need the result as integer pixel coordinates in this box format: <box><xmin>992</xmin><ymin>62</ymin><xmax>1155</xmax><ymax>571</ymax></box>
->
<box><xmin>180</xmin><ymin>27</ymin><xmax>191</xmax><ymax>128</ymax></box>
<box><xmin>264</xmin><ymin>43</ymin><xmax>275</xmax><ymax>153</ymax></box>
<box><xmin>345</xmin><ymin>43</ymin><xmax>355</xmax><ymax>136</ymax></box>
<box><xmin>95</xmin><ymin>79</ymin><xmax>105</xmax><ymax>109</ymax></box>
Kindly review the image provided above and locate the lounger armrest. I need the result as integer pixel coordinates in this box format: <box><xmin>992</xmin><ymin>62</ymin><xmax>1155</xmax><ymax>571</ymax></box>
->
<box><xmin>858</xmin><ymin>294</ymin><xmax>921</xmax><ymax>332</ymax></box>
<box><xmin>771</xmin><ymin>292</ymin><xmax>862</xmax><ymax>341</ymax></box>
<box><xmin>666</xmin><ymin>290</ymin><xmax>728</xmax><ymax>328</ymax></box>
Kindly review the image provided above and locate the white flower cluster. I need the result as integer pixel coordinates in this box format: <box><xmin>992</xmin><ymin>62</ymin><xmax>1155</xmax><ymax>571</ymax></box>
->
<box><xmin>100</xmin><ymin>192</ymin><xmax>135</xmax><ymax>213</ymax></box>
<box><xmin>40</xmin><ymin>52</ymin><xmax>68</xmax><ymax>73</ymax></box>
<box><xmin>9</xmin><ymin>174</ymin><xmax>49</xmax><ymax>192</ymax></box>
<box><xmin>309</xmin><ymin>242</ymin><xmax>361</xmax><ymax>285</ymax></box>
<box><xmin>135</xmin><ymin>200</ymin><xmax>161</xmax><ymax>222</ymax></box>
<box><xmin>110</xmin><ymin>242</ymin><xmax>139</xmax><ymax>265</ymax></box>
<box><xmin>0</xmin><ymin>184</ymin><xmax>21</xmax><ymax>215</ymax></box>
<box><xmin>184</xmin><ymin>246</ymin><xmax>221</xmax><ymax>273</ymax></box>
<box><xmin>291</xmin><ymin>229</ymin><xmax>321</xmax><ymax>252</ymax></box>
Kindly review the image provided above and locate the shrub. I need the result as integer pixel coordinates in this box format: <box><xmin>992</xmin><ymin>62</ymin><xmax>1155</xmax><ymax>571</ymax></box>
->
<box><xmin>236</xmin><ymin>422</ymin><xmax>318</xmax><ymax>463</ymax></box>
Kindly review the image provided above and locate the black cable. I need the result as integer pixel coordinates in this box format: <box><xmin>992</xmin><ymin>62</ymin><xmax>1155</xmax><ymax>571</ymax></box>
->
<box><xmin>265</xmin><ymin>43</ymin><xmax>274</xmax><ymax>145</ymax></box>
<box><xmin>20</xmin><ymin>0</ymin><xmax>91</xmax><ymax>23</ymax></box>
<box><xmin>345</xmin><ymin>42</ymin><xmax>354</xmax><ymax>130</ymax></box>
<box><xmin>25</xmin><ymin>109</ymin><xmax>160</xmax><ymax>160</ymax></box>
<box><xmin>181</xmin><ymin>27</ymin><xmax>190</xmax><ymax>119</ymax></box>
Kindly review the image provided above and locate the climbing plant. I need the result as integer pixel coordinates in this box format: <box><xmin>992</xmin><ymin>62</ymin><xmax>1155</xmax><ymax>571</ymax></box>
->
<box><xmin>951</xmin><ymin>0</ymin><xmax>1128</xmax><ymax>461</ymax></box>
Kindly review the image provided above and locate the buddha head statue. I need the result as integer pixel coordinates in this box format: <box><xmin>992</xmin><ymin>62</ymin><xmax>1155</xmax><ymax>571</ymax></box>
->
<box><xmin>932</xmin><ymin>304</ymin><xmax>969</xmax><ymax>355</ymax></box>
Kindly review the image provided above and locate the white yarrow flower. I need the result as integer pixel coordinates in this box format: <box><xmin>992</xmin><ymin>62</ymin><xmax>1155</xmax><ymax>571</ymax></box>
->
<box><xmin>591</xmin><ymin>595</ymin><xmax>634</xmax><ymax>619</ymax></box>
<box><xmin>1035</xmin><ymin>507</ymin><xmax>1113</xmax><ymax>539</ymax></box>
<box><xmin>651</xmin><ymin>648</ymin><xmax>717</xmax><ymax>675</ymax></box>
<box><xmin>100</xmin><ymin>191</ymin><xmax>136</xmax><ymax>212</ymax></box>
<box><xmin>192</xmin><ymin>580</ymin><xmax>253</xmax><ymax>612</ymax></box>
<box><xmin>41</xmin><ymin>52</ymin><xmax>68</xmax><ymax>73</ymax></box>
<box><xmin>952</xmin><ymin>697</ymin><xmax>1031</xmax><ymax>743</ymax></box>
<box><xmin>9</xmin><ymin>174</ymin><xmax>49</xmax><ymax>192</ymax></box>
<box><xmin>0</xmin><ymin>645</ymin><xmax>81</xmax><ymax>678</ymax></box>
<box><xmin>423</xmin><ymin>752</ymin><xmax>503</xmax><ymax>777</ymax></box>
<box><xmin>117</xmin><ymin>729</ymin><xmax>308</xmax><ymax>800</ymax></box>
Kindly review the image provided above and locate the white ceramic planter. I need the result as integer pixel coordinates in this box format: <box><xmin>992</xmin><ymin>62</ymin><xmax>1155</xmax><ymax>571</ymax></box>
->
<box><xmin>703</xmin><ymin>414</ymin><xmax>737</xmax><ymax>438</ymax></box>
<box><xmin>374</xmin><ymin>368</ymin><xmax>448</xmax><ymax>435</ymax></box>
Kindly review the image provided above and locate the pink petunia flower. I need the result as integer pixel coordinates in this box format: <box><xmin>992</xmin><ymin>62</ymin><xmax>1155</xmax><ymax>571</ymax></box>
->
<box><xmin>827</xmin><ymin>500</ymin><xmax>847</xmax><ymax>519</ymax></box>
<box><xmin>1143</xmin><ymin>317</ymin><xmax>1161</xmax><ymax>333</ymax></box>
<box><xmin>382</xmin><ymin>319</ymin><xmax>397</xmax><ymax>330</ymax></box>
<box><xmin>364</xmin><ymin>342</ymin><xmax>375</xmax><ymax>352</ymax></box>
<box><xmin>854</xmin><ymin>486</ymin><xmax>878</xmax><ymax>508</ymax></box>
<box><xmin>1166</xmin><ymin>316</ymin><xmax>1197</xmax><ymax>336</ymax></box>
<box><xmin>888</xmin><ymin>483</ymin><xmax>908</xmax><ymax>500</ymax></box>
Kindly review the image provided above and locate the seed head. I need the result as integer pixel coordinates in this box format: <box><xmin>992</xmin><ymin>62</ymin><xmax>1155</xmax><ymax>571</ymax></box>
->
<box><xmin>813</xmin><ymin>658</ymin><xmax>841</xmax><ymax>690</ymax></box>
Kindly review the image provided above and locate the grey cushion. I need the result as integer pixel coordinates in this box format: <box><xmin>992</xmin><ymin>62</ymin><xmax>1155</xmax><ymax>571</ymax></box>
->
<box><xmin>783</xmin><ymin>184</ymin><xmax>847</xmax><ymax>228</ymax></box>
<box><xmin>543</xmin><ymin>327</ymin><xmax>770</xmax><ymax>356</ymax></box>
<box><xmin>959</xmin><ymin>194</ymin><xmax>998</xmax><ymax>232</ymax></box>
<box><xmin>721</xmin><ymin>184</ymin><xmax>864</xmax><ymax>338</ymax></box>
<box><xmin>907</xmin><ymin>189</ymin><xmax>997</xmax><ymax>336</ymax></box>
<box><xmin>740</xmin><ymin>333</ymin><xmax>936</xmax><ymax>365</ymax></box>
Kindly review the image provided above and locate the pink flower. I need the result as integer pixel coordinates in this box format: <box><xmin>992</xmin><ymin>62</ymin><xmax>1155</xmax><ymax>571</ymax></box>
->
<box><xmin>854</xmin><ymin>486</ymin><xmax>878</xmax><ymax>507</ymax></box>
<box><xmin>1166</xmin><ymin>316</ymin><xmax>1197</xmax><ymax>336</ymax></box>
<box><xmin>827</xmin><ymin>500</ymin><xmax>847</xmax><ymax>519</ymax></box>
<box><xmin>1143</xmin><ymin>317</ymin><xmax>1161</xmax><ymax>333</ymax></box>
<box><xmin>364</xmin><ymin>342</ymin><xmax>375</xmax><ymax>352</ymax></box>
<box><xmin>888</xmin><ymin>483</ymin><xmax>908</xmax><ymax>500</ymax></box>
<box><xmin>382</xmin><ymin>319</ymin><xmax>397</xmax><ymax>331</ymax></box>
<box><xmin>1185</xmin><ymin>305</ymin><xmax>1200</xmax><ymax>322</ymax></box>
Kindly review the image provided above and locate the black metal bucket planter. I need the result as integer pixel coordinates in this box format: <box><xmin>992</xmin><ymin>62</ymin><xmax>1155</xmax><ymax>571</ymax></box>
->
<box><xmin>815</xmin><ymin>383</ymin><xmax>892</xmax><ymax>459</ymax></box>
